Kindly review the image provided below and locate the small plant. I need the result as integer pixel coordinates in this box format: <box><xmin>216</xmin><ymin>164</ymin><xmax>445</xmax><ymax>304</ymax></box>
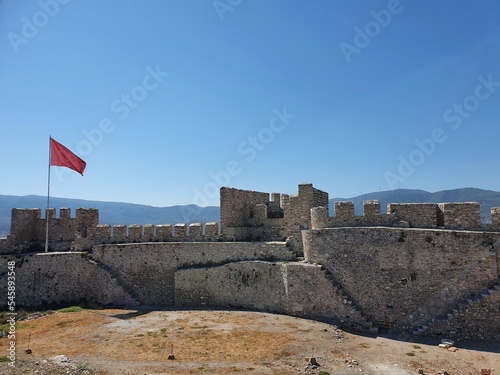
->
<box><xmin>318</xmin><ymin>371</ymin><xmax>330</xmax><ymax>375</ymax></box>
<box><xmin>413</xmin><ymin>345</ymin><xmax>422</xmax><ymax>349</ymax></box>
<box><xmin>0</xmin><ymin>355</ymin><xmax>10</xmax><ymax>362</ymax></box>
<box><xmin>406</xmin><ymin>351</ymin><xmax>415</xmax><ymax>356</ymax></box>
<box><xmin>57</xmin><ymin>306</ymin><xmax>82</xmax><ymax>313</ymax></box>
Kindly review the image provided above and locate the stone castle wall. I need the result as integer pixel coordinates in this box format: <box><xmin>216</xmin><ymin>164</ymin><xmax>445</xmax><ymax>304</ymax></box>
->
<box><xmin>1</xmin><ymin>183</ymin><xmax>500</xmax><ymax>341</ymax></box>
<box><xmin>3</xmin><ymin>184</ymin><xmax>499</xmax><ymax>256</ymax></box>
<box><xmin>0</xmin><ymin>252</ymin><xmax>137</xmax><ymax>308</ymax></box>
<box><xmin>220</xmin><ymin>183</ymin><xmax>329</xmax><ymax>255</ymax></box>
<box><xmin>0</xmin><ymin>208</ymin><xmax>221</xmax><ymax>255</ymax></box>
<box><xmin>302</xmin><ymin>226</ymin><xmax>500</xmax><ymax>339</ymax></box>
<box><xmin>311</xmin><ymin>201</ymin><xmax>499</xmax><ymax>231</ymax></box>
<box><xmin>1</xmin><ymin>208</ymin><xmax>99</xmax><ymax>253</ymax></box>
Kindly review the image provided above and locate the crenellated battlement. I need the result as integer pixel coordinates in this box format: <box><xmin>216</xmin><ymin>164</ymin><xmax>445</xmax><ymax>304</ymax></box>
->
<box><xmin>220</xmin><ymin>183</ymin><xmax>329</xmax><ymax>254</ymax></box>
<box><xmin>9</xmin><ymin>207</ymin><xmax>98</xmax><ymax>245</ymax></box>
<box><xmin>311</xmin><ymin>200</ymin><xmax>499</xmax><ymax>231</ymax></box>
<box><xmin>93</xmin><ymin>222</ymin><xmax>219</xmax><ymax>243</ymax></box>
<box><xmin>1</xmin><ymin>207</ymin><xmax>220</xmax><ymax>254</ymax></box>
<box><xmin>1</xmin><ymin>183</ymin><xmax>499</xmax><ymax>256</ymax></box>
<box><xmin>1</xmin><ymin>183</ymin><xmax>500</xmax><ymax>342</ymax></box>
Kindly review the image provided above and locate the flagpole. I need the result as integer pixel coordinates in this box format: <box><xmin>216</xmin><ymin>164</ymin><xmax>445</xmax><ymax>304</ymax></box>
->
<box><xmin>45</xmin><ymin>136</ymin><xmax>51</xmax><ymax>253</ymax></box>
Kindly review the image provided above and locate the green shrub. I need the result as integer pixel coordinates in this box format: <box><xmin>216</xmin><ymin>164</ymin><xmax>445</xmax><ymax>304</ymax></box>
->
<box><xmin>57</xmin><ymin>306</ymin><xmax>82</xmax><ymax>313</ymax></box>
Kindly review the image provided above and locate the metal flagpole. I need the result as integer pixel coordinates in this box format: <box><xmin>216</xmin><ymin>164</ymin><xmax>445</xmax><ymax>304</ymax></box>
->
<box><xmin>45</xmin><ymin>136</ymin><xmax>51</xmax><ymax>252</ymax></box>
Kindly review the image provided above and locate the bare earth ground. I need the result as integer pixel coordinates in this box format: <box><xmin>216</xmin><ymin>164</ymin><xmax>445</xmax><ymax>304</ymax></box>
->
<box><xmin>1</xmin><ymin>308</ymin><xmax>498</xmax><ymax>375</ymax></box>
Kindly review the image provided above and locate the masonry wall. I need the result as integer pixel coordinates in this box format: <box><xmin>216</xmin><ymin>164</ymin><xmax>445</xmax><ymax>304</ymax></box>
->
<box><xmin>175</xmin><ymin>260</ymin><xmax>375</xmax><ymax>330</ymax></box>
<box><xmin>425</xmin><ymin>287</ymin><xmax>500</xmax><ymax>342</ymax></box>
<box><xmin>303</xmin><ymin>227</ymin><xmax>500</xmax><ymax>331</ymax></box>
<box><xmin>312</xmin><ymin>201</ymin><xmax>500</xmax><ymax>232</ymax></box>
<box><xmin>220</xmin><ymin>187</ymin><xmax>269</xmax><ymax>235</ymax></box>
<box><xmin>175</xmin><ymin>261</ymin><xmax>288</xmax><ymax>312</ymax></box>
<box><xmin>220</xmin><ymin>183</ymin><xmax>329</xmax><ymax>256</ymax></box>
<box><xmin>90</xmin><ymin>241</ymin><xmax>295</xmax><ymax>306</ymax></box>
<box><xmin>0</xmin><ymin>253</ymin><xmax>137</xmax><ymax>308</ymax></box>
<box><xmin>4</xmin><ymin>208</ymin><xmax>99</xmax><ymax>254</ymax></box>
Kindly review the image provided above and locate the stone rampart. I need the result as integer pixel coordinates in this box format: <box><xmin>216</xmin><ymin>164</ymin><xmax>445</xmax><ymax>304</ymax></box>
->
<box><xmin>94</xmin><ymin>222</ymin><xmax>219</xmax><ymax>244</ymax></box>
<box><xmin>174</xmin><ymin>261</ymin><xmax>374</xmax><ymax>330</ymax></box>
<box><xmin>3</xmin><ymin>208</ymin><xmax>99</xmax><ymax>253</ymax></box>
<box><xmin>424</xmin><ymin>284</ymin><xmax>500</xmax><ymax>342</ymax></box>
<box><xmin>302</xmin><ymin>226</ymin><xmax>500</xmax><ymax>338</ymax></box>
<box><xmin>311</xmin><ymin>201</ymin><xmax>499</xmax><ymax>231</ymax></box>
<box><xmin>220</xmin><ymin>183</ymin><xmax>328</xmax><ymax>256</ymax></box>
<box><xmin>2</xmin><ymin>183</ymin><xmax>500</xmax><ymax>342</ymax></box>
<box><xmin>1</xmin><ymin>206</ymin><xmax>221</xmax><ymax>254</ymax></box>
<box><xmin>90</xmin><ymin>241</ymin><xmax>295</xmax><ymax>305</ymax></box>
<box><xmin>0</xmin><ymin>252</ymin><xmax>137</xmax><ymax>308</ymax></box>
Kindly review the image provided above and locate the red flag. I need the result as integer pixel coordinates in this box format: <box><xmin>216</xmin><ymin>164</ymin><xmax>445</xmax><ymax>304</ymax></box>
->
<box><xmin>50</xmin><ymin>137</ymin><xmax>86</xmax><ymax>175</ymax></box>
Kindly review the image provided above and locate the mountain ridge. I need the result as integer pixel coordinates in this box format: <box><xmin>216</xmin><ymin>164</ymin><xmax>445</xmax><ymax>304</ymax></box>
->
<box><xmin>1</xmin><ymin>187</ymin><xmax>500</xmax><ymax>236</ymax></box>
<box><xmin>331</xmin><ymin>187</ymin><xmax>500</xmax><ymax>222</ymax></box>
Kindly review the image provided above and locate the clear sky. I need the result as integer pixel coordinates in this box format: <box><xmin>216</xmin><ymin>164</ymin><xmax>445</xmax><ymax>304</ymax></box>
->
<box><xmin>1</xmin><ymin>0</ymin><xmax>499</xmax><ymax>207</ymax></box>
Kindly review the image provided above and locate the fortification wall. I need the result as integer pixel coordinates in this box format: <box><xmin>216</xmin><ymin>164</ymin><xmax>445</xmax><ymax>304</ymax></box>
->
<box><xmin>94</xmin><ymin>222</ymin><xmax>219</xmax><ymax>244</ymax></box>
<box><xmin>2</xmin><ymin>207</ymin><xmax>221</xmax><ymax>254</ymax></box>
<box><xmin>90</xmin><ymin>241</ymin><xmax>295</xmax><ymax>306</ymax></box>
<box><xmin>312</xmin><ymin>201</ymin><xmax>500</xmax><ymax>231</ymax></box>
<box><xmin>0</xmin><ymin>253</ymin><xmax>137</xmax><ymax>308</ymax></box>
<box><xmin>424</xmin><ymin>285</ymin><xmax>500</xmax><ymax>342</ymax></box>
<box><xmin>175</xmin><ymin>261</ymin><xmax>288</xmax><ymax>311</ymax></box>
<box><xmin>220</xmin><ymin>187</ymin><xmax>269</xmax><ymax>231</ymax></box>
<box><xmin>175</xmin><ymin>260</ymin><xmax>376</xmax><ymax>330</ymax></box>
<box><xmin>303</xmin><ymin>227</ymin><xmax>500</xmax><ymax>331</ymax></box>
<box><xmin>3</xmin><ymin>208</ymin><xmax>99</xmax><ymax>254</ymax></box>
<box><xmin>0</xmin><ymin>241</ymin><xmax>294</xmax><ymax>309</ymax></box>
<box><xmin>1</xmin><ymin>232</ymin><xmax>499</xmax><ymax>340</ymax></box>
<box><xmin>220</xmin><ymin>184</ymin><xmax>328</xmax><ymax>257</ymax></box>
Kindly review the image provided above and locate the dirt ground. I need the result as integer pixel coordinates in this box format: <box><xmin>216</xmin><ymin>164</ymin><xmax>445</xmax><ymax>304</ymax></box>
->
<box><xmin>1</xmin><ymin>308</ymin><xmax>498</xmax><ymax>375</ymax></box>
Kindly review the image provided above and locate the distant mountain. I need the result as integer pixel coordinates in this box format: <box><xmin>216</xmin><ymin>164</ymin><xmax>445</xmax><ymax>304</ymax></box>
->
<box><xmin>1</xmin><ymin>187</ymin><xmax>500</xmax><ymax>237</ymax></box>
<box><xmin>331</xmin><ymin>187</ymin><xmax>500</xmax><ymax>223</ymax></box>
<box><xmin>0</xmin><ymin>195</ymin><xmax>219</xmax><ymax>237</ymax></box>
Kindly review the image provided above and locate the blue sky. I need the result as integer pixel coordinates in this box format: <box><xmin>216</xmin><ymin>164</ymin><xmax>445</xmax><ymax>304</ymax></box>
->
<box><xmin>1</xmin><ymin>0</ymin><xmax>499</xmax><ymax>207</ymax></box>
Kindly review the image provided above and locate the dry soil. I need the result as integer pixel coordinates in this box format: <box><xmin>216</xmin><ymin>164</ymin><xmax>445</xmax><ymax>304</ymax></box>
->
<box><xmin>1</xmin><ymin>308</ymin><xmax>498</xmax><ymax>375</ymax></box>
